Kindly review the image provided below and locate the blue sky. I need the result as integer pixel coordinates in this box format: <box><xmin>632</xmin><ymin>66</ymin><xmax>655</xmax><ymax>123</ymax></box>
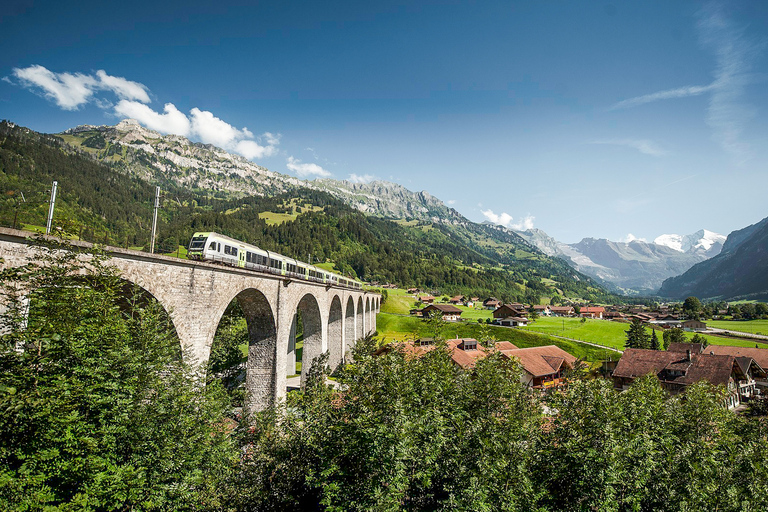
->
<box><xmin>2</xmin><ymin>0</ymin><xmax>767</xmax><ymax>243</ymax></box>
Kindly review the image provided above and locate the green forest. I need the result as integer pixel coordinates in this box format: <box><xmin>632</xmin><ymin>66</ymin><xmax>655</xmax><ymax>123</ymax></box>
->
<box><xmin>2</xmin><ymin>249</ymin><xmax>768</xmax><ymax>511</ymax></box>
<box><xmin>0</xmin><ymin>121</ymin><xmax>618</xmax><ymax>303</ymax></box>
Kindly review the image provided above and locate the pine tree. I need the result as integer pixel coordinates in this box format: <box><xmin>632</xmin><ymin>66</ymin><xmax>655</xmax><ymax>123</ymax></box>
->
<box><xmin>650</xmin><ymin>328</ymin><xmax>660</xmax><ymax>350</ymax></box>
<box><xmin>625</xmin><ymin>318</ymin><xmax>651</xmax><ymax>349</ymax></box>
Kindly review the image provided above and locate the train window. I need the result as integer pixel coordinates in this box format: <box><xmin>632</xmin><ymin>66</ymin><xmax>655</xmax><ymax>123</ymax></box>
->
<box><xmin>189</xmin><ymin>237</ymin><xmax>206</xmax><ymax>250</ymax></box>
<box><xmin>209</xmin><ymin>242</ymin><xmax>216</xmax><ymax>250</ymax></box>
<box><xmin>224</xmin><ymin>245</ymin><xmax>238</xmax><ymax>256</ymax></box>
<box><xmin>217</xmin><ymin>243</ymin><xmax>221</xmax><ymax>252</ymax></box>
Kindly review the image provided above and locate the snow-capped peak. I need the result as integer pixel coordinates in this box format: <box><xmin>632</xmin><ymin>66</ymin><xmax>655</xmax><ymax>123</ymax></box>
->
<box><xmin>654</xmin><ymin>229</ymin><xmax>726</xmax><ymax>255</ymax></box>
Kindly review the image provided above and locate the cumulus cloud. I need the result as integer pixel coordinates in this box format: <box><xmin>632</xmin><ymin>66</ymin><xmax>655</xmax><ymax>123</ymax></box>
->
<box><xmin>590</xmin><ymin>138</ymin><xmax>668</xmax><ymax>157</ymax></box>
<box><xmin>348</xmin><ymin>173</ymin><xmax>375</xmax><ymax>183</ymax></box>
<box><xmin>12</xmin><ymin>65</ymin><xmax>98</xmax><ymax>110</ymax></box>
<box><xmin>95</xmin><ymin>70</ymin><xmax>150</xmax><ymax>102</ymax></box>
<box><xmin>481</xmin><ymin>210</ymin><xmax>535</xmax><ymax>230</ymax></box>
<box><xmin>287</xmin><ymin>156</ymin><xmax>331</xmax><ymax>178</ymax></box>
<box><xmin>114</xmin><ymin>100</ymin><xmax>191</xmax><ymax>135</ymax></box>
<box><xmin>10</xmin><ymin>65</ymin><xmax>153</xmax><ymax>110</ymax></box>
<box><xmin>10</xmin><ymin>64</ymin><xmax>280</xmax><ymax>161</ymax></box>
<box><xmin>621</xmin><ymin>233</ymin><xmax>647</xmax><ymax>243</ymax></box>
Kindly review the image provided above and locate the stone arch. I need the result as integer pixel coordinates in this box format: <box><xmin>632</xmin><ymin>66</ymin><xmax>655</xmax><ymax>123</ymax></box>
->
<box><xmin>209</xmin><ymin>287</ymin><xmax>277</xmax><ymax>415</ymax></box>
<box><xmin>357</xmin><ymin>296</ymin><xmax>365</xmax><ymax>339</ymax></box>
<box><xmin>345</xmin><ymin>296</ymin><xmax>356</xmax><ymax>358</ymax></box>
<box><xmin>328</xmin><ymin>295</ymin><xmax>343</xmax><ymax>371</ymax></box>
<box><xmin>296</xmin><ymin>293</ymin><xmax>324</xmax><ymax>388</ymax></box>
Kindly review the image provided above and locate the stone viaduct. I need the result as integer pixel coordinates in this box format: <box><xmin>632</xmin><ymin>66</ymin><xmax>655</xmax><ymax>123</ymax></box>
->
<box><xmin>0</xmin><ymin>228</ymin><xmax>380</xmax><ymax>412</ymax></box>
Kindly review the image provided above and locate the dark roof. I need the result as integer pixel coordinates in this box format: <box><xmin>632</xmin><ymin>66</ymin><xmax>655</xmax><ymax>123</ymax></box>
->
<box><xmin>613</xmin><ymin>348</ymin><xmax>736</xmax><ymax>387</ymax></box>
<box><xmin>667</xmin><ymin>343</ymin><xmax>704</xmax><ymax>354</ymax></box>
<box><xmin>424</xmin><ymin>304</ymin><xmax>462</xmax><ymax>314</ymax></box>
<box><xmin>497</xmin><ymin>345</ymin><xmax>578</xmax><ymax>377</ymax></box>
<box><xmin>493</xmin><ymin>304</ymin><xmax>526</xmax><ymax>318</ymax></box>
<box><xmin>707</xmin><ymin>345</ymin><xmax>768</xmax><ymax>371</ymax></box>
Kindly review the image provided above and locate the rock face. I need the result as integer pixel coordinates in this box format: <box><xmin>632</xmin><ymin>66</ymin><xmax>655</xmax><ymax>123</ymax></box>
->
<box><xmin>515</xmin><ymin>228</ymin><xmax>725</xmax><ymax>295</ymax></box>
<box><xmin>659</xmin><ymin>216</ymin><xmax>768</xmax><ymax>300</ymax></box>
<box><xmin>61</xmin><ymin>120</ymin><xmax>463</xmax><ymax>224</ymax></box>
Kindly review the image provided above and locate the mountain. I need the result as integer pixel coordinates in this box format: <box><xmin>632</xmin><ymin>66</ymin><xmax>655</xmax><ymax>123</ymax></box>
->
<box><xmin>515</xmin><ymin>228</ymin><xmax>725</xmax><ymax>295</ymax></box>
<box><xmin>653</xmin><ymin>229</ymin><xmax>725</xmax><ymax>258</ymax></box>
<box><xmin>659</xmin><ymin>216</ymin><xmax>768</xmax><ymax>300</ymax></box>
<box><xmin>0</xmin><ymin>120</ymin><xmax>618</xmax><ymax>304</ymax></box>
<box><xmin>59</xmin><ymin>120</ymin><xmax>464</xmax><ymax>224</ymax></box>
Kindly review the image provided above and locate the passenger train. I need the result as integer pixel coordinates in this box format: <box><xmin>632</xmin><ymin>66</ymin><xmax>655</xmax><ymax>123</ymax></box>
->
<box><xmin>187</xmin><ymin>232</ymin><xmax>363</xmax><ymax>290</ymax></box>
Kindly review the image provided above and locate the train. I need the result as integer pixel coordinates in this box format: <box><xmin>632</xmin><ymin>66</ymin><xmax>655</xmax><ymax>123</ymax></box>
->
<box><xmin>186</xmin><ymin>232</ymin><xmax>363</xmax><ymax>290</ymax></box>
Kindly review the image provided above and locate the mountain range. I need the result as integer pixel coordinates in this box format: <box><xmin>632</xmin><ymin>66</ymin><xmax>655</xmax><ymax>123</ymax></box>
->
<box><xmin>513</xmin><ymin>228</ymin><xmax>726</xmax><ymax>295</ymax></box>
<box><xmin>4</xmin><ymin>119</ymin><xmax>765</xmax><ymax>301</ymax></box>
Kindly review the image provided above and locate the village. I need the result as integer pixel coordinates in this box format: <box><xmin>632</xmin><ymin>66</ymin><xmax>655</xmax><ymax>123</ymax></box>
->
<box><xmin>389</xmin><ymin>288</ymin><xmax>768</xmax><ymax>411</ymax></box>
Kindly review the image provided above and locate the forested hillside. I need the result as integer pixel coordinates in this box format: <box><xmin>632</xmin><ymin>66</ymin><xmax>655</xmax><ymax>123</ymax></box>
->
<box><xmin>0</xmin><ymin>121</ymin><xmax>617</xmax><ymax>302</ymax></box>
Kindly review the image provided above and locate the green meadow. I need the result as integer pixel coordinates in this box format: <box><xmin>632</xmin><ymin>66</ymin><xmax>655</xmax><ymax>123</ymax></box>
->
<box><xmin>706</xmin><ymin>319</ymin><xmax>768</xmax><ymax>336</ymax></box>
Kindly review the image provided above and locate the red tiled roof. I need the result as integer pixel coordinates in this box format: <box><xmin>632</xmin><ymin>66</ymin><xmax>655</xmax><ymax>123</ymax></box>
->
<box><xmin>706</xmin><ymin>345</ymin><xmax>768</xmax><ymax>371</ymax></box>
<box><xmin>494</xmin><ymin>341</ymin><xmax>519</xmax><ymax>351</ymax></box>
<box><xmin>497</xmin><ymin>345</ymin><xmax>578</xmax><ymax>377</ymax></box>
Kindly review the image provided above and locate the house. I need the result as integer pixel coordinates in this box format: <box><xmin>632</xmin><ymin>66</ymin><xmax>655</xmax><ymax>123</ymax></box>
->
<box><xmin>612</xmin><ymin>347</ymin><xmax>765</xmax><ymax>409</ymax></box>
<box><xmin>419</xmin><ymin>295</ymin><xmax>435</xmax><ymax>304</ymax></box>
<box><xmin>604</xmin><ymin>311</ymin><xmax>625</xmax><ymax>320</ymax></box>
<box><xmin>492</xmin><ymin>304</ymin><xmax>529</xmax><ymax>327</ymax></box>
<box><xmin>579</xmin><ymin>306</ymin><xmax>605</xmax><ymax>319</ymax></box>
<box><xmin>550</xmin><ymin>306</ymin><xmax>575</xmax><ymax>317</ymax></box>
<box><xmin>442</xmin><ymin>338</ymin><xmax>488</xmax><ymax>369</ymax></box>
<box><xmin>496</xmin><ymin>343</ymin><xmax>578</xmax><ymax>389</ymax></box>
<box><xmin>422</xmin><ymin>304</ymin><xmax>463</xmax><ymax>322</ymax></box>
<box><xmin>449</xmin><ymin>295</ymin><xmax>464</xmax><ymax>305</ymax></box>
<box><xmin>705</xmin><ymin>345</ymin><xmax>768</xmax><ymax>391</ymax></box>
<box><xmin>483</xmin><ymin>297</ymin><xmax>501</xmax><ymax>310</ymax></box>
<box><xmin>533</xmin><ymin>305</ymin><xmax>552</xmax><ymax>316</ymax></box>
<box><xmin>682</xmin><ymin>319</ymin><xmax>707</xmax><ymax>331</ymax></box>
<box><xmin>407</xmin><ymin>288</ymin><xmax>420</xmax><ymax>294</ymax></box>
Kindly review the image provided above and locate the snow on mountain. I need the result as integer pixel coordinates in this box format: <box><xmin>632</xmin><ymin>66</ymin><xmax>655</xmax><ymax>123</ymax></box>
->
<box><xmin>654</xmin><ymin>229</ymin><xmax>726</xmax><ymax>257</ymax></box>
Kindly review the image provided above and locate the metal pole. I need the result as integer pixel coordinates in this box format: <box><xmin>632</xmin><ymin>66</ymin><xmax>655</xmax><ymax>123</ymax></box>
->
<box><xmin>45</xmin><ymin>181</ymin><xmax>58</xmax><ymax>235</ymax></box>
<box><xmin>150</xmin><ymin>186</ymin><xmax>160</xmax><ymax>253</ymax></box>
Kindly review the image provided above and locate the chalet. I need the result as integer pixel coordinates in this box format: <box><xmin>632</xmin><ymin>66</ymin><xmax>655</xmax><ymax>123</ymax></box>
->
<box><xmin>493</xmin><ymin>304</ymin><xmax>529</xmax><ymax>327</ymax></box>
<box><xmin>442</xmin><ymin>338</ymin><xmax>487</xmax><ymax>369</ymax></box>
<box><xmin>407</xmin><ymin>288</ymin><xmax>420</xmax><ymax>294</ymax></box>
<box><xmin>419</xmin><ymin>295</ymin><xmax>435</xmax><ymax>304</ymax></box>
<box><xmin>550</xmin><ymin>306</ymin><xmax>575</xmax><ymax>317</ymax></box>
<box><xmin>612</xmin><ymin>347</ymin><xmax>765</xmax><ymax>409</ymax></box>
<box><xmin>705</xmin><ymin>345</ymin><xmax>768</xmax><ymax>391</ymax></box>
<box><xmin>483</xmin><ymin>297</ymin><xmax>501</xmax><ymax>310</ymax></box>
<box><xmin>533</xmin><ymin>305</ymin><xmax>552</xmax><ymax>316</ymax></box>
<box><xmin>449</xmin><ymin>295</ymin><xmax>464</xmax><ymax>305</ymax></box>
<box><xmin>579</xmin><ymin>306</ymin><xmax>605</xmax><ymax>319</ymax></box>
<box><xmin>496</xmin><ymin>343</ymin><xmax>578</xmax><ymax>389</ymax></box>
<box><xmin>422</xmin><ymin>304</ymin><xmax>463</xmax><ymax>322</ymax></box>
<box><xmin>682</xmin><ymin>319</ymin><xmax>707</xmax><ymax>331</ymax></box>
<box><xmin>604</xmin><ymin>311</ymin><xmax>625</xmax><ymax>320</ymax></box>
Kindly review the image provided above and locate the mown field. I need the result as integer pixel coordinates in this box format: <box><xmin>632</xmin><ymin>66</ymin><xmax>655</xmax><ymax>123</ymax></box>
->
<box><xmin>706</xmin><ymin>319</ymin><xmax>768</xmax><ymax>336</ymax></box>
<box><xmin>520</xmin><ymin>317</ymin><xmax>768</xmax><ymax>350</ymax></box>
<box><xmin>375</xmin><ymin>313</ymin><xmax>618</xmax><ymax>363</ymax></box>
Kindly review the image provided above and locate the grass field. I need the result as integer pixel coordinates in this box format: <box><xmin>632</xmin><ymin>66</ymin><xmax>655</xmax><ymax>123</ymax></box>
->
<box><xmin>707</xmin><ymin>319</ymin><xmax>768</xmax><ymax>336</ymax></box>
<box><xmin>520</xmin><ymin>317</ymin><xmax>768</xmax><ymax>350</ymax></box>
<box><xmin>375</xmin><ymin>313</ymin><xmax>618</xmax><ymax>363</ymax></box>
<box><xmin>380</xmin><ymin>289</ymin><xmax>419</xmax><ymax>315</ymax></box>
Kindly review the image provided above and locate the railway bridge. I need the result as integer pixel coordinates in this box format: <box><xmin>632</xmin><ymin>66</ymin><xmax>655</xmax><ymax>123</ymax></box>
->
<box><xmin>0</xmin><ymin>227</ymin><xmax>380</xmax><ymax>412</ymax></box>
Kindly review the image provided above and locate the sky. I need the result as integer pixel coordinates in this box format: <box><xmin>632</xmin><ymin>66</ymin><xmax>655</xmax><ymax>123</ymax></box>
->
<box><xmin>2</xmin><ymin>0</ymin><xmax>767</xmax><ymax>243</ymax></box>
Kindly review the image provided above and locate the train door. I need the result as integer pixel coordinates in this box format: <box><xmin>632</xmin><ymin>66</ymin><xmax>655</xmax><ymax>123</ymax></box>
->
<box><xmin>238</xmin><ymin>245</ymin><xmax>246</xmax><ymax>267</ymax></box>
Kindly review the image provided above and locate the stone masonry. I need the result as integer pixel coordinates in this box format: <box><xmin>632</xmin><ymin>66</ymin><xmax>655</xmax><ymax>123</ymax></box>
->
<box><xmin>0</xmin><ymin>228</ymin><xmax>379</xmax><ymax>413</ymax></box>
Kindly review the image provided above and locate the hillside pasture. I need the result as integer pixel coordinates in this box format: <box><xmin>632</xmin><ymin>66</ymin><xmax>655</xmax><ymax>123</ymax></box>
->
<box><xmin>375</xmin><ymin>313</ymin><xmax>617</xmax><ymax>362</ymax></box>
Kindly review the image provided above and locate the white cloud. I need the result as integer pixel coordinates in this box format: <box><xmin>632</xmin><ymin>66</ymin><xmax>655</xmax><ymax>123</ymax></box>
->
<box><xmin>287</xmin><ymin>156</ymin><xmax>331</xmax><ymax>178</ymax></box>
<box><xmin>621</xmin><ymin>233</ymin><xmax>647</xmax><ymax>243</ymax></box>
<box><xmin>590</xmin><ymin>138</ymin><xmax>668</xmax><ymax>157</ymax></box>
<box><xmin>610</xmin><ymin>84</ymin><xmax>714</xmax><ymax>110</ymax></box>
<box><xmin>348</xmin><ymin>173</ymin><xmax>374</xmax><ymax>183</ymax></box>
<box><xmin>446</xmin><ymin>199</ymin><xmax>456</xmax><ymax>205</ymax></box>
<box><xmin>609</xmin><ymin>5</ymin><xmax>759</xmax><ymax>161</ymax></box>
<box><xmin>481</xmin><ymin>210</ymin><xmax>534</xmax><ymax>230</ymax></box>
<box><xmin>12</xmin><ymin>65</ymin><xmax>98</xmax><ymax>110</ymax></box>
<box><xmin>95</xmin><ymin>70</ymin><xmax>150</xmax><ymax>103</ymax></box>
<box><xmin>114</xmin><ymin>100</ymin><xmax>191</xmax><ymax>135</ymax></box>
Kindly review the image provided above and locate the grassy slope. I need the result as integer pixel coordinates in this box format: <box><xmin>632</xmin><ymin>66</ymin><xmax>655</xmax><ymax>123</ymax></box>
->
<box><xmin>375</xmin><ymin>313</ymin><xmax>617</xmax><ymax>362</ymax></box>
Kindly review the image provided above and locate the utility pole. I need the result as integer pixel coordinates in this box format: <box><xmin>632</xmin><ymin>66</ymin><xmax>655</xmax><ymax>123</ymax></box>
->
<box><xmin>45</xmin><ymin>181</ymin><xmax>58</xmax><ymax>235</ymax></box>
<box><xmin>12</xmin><ymin>191</ymin><xmax>25</xmax><ymax>230</ymax></box>
<box><xmin>150</xmin><ymin>186</ymin><xmax>160</xmax><ymax>253</ymax></box>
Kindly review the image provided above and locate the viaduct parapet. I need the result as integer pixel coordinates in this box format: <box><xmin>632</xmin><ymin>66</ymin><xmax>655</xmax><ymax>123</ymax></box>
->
<box><xmin>0</xmin><ymin>228</ymin><xmax>380</xmax><ymax>413</ymax></box>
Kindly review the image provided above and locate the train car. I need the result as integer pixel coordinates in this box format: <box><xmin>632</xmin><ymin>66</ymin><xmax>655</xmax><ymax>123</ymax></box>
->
<box><xmin>187</xmin><ymin>232</ymin><xmax>363</xmax><ymax>289</ymax></box>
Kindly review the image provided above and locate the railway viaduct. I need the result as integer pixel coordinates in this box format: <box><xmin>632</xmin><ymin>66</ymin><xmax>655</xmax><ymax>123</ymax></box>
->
<box><xmin>0</xmin><ymin>227</ymin><xmax>380</xmax><ymax>413</ymax></box>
